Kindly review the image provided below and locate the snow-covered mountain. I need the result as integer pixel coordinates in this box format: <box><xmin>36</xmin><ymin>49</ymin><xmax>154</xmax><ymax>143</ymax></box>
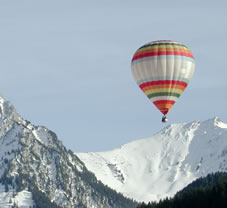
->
<box><xmin>0</xmin><ymin>95</ymin><xmax>137</xmax><ymax>208</ymax></box>
<box><xmin>76</xmin><ymin>117</ymin><xmax>227</xmax><ymax>203</ymax></box>
<box><xmin>1</xmin><ymin>93</ymin><xmax>227</xmax><ymax>206</ymax></box>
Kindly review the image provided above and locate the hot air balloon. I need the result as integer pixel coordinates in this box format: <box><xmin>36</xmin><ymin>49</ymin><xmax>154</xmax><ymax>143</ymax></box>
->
<box><xmin>131</xmin><ymin>40</ymin><xmax>195</xmax><ymax>122</ymax></box>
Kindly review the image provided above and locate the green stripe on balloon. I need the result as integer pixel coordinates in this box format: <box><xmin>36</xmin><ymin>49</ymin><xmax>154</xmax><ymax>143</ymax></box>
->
<box><xmin>147</xmin><ymin>92</ymin><xmax>181</xmax><ymax>99</ymax></box>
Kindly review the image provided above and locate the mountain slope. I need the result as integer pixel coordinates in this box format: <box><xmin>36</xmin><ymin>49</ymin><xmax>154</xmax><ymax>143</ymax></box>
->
<box><xmin>137</xmin><ymin>172</ymin><xmax>227</xmax><ymax>208</ymax></box>
<box><xmin>0</xmin><ymin>96</ymin><xmax>137</xmax><ymax>208</ymax></box>
<box><xmin>76</xmin><ymin>117</ymin><xmax>227</xmax><ymax>202</ymax></box>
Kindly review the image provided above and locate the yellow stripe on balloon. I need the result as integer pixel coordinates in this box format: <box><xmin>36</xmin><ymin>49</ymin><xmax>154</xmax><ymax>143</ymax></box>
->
<box><xmin>144</xmin><ymin>88</ymin><xmax>184</xmax><ymax>95</ymax></box>
<box><xmin>142</xmin><ymin>84</ymin><xmax>186</xmax><ymax>91</ymax></box>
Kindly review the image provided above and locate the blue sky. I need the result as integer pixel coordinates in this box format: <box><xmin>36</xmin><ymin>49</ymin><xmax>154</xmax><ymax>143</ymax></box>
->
<box><xmin>0</xmin><ymin>0</ymin><xmax>227</xmax><ymax>152</ymax></box>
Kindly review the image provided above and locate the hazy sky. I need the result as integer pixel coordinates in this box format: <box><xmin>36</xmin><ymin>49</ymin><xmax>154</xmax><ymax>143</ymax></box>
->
<box><xmin>0</xmin><ymin>0</ymin><xmax>227</xmax><ymax>152</ymax></box>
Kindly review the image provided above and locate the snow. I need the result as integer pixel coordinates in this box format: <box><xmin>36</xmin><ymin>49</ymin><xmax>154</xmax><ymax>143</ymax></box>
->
<box><xmin>76</xmin><ymin>117</ymin><xmax>227</xmax><ymax>202</ymax></box>
<box><xmin>53</xmin><ymin>189</ymin><xmax>68</xmax><ymax>207</ymax></box>
<box><xmin>0</xmin><ymin>185</ymin><xmax>34</xmax><ymax>208</ymax></box>
<box><xmin>0</xmin><ymin>124</ymin><xmax>22</xmax><ymax>177</ymax></box>
<box><xmin>15</xmin><ymin>190</ymin><xmax>34</xmax><ymax>208</ymax></box>
<box><xmin>215</xmin><ymin>117</ymin><xmax>227</xmax><ymax>129</ymax></box>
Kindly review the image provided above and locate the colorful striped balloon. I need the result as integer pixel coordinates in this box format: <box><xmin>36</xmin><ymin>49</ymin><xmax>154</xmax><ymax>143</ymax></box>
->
<box><xmin>131</xmin><ymin>40</ymin><xmax>195</xmax><ymax>117</ymax></box>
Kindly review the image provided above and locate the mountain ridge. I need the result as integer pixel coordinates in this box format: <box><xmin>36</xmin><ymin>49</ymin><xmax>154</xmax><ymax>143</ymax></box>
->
<box><xmin>76</xmin><ymin>117</ymin><xmax>227</xmax><ymax>203</ymax></box>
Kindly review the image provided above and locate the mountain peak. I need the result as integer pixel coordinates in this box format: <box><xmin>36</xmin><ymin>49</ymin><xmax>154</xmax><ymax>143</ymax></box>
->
<box><xmin>212</xmin><ymin>117</ymin><xmax>227</xmax><ymax>128</ymax></box>
<box><xmin>205</xmin><ymin>116</ymin><xmax>221</xmax><ymax>124</ymax></box>
<box><xmin>0</xmin><ymin>94</ymin><xmax>4</xmax><ymax>104</ymax></box>
<box><xmin>197</xmin><ymin>117</ymin><xmax>227</xmax><ymax>130</ymax></box>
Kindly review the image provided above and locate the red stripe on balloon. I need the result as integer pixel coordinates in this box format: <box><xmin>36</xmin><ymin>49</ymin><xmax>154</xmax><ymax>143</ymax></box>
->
<box><xmin>153</xmin><ymin>100</ymin><xmax>175</xmax><ymax>105</ymax></box>
<box><xmin>132</xmin><ymin>51</ymin><xmax>194</xmax><ymax>62</ymax></box>
<box><xmin>139</xmin><ymin>80</ymin><xmax>188</xmax><ymax>89</ymax></box>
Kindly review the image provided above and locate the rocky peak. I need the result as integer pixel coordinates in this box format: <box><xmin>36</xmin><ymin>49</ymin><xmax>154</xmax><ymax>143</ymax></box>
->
<box><xmin>0</xmin><ymin>96</ymin><xmax>137</xmax><ymax>208</ymax></box>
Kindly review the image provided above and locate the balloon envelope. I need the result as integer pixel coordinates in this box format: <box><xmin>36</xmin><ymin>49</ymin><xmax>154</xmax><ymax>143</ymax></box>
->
<box><xmin>131</xmin><ymin>40</ymin><xmax>195</xmax><ymax>116</ymax></box>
